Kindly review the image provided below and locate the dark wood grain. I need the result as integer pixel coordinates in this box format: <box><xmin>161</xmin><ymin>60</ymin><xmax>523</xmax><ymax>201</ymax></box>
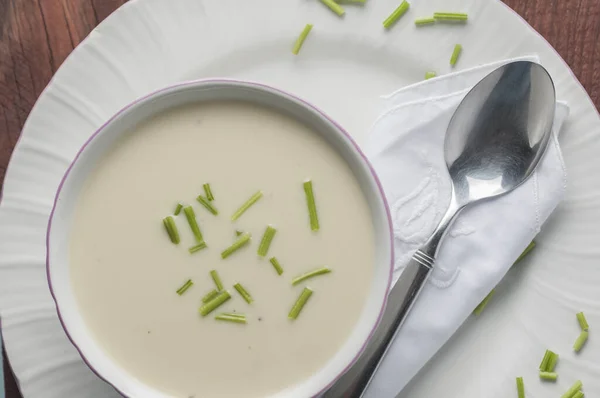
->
<box><xmin>1</xmin><ymin>0</ymin><xmax>599</xmax><ymax>397</ymax></box>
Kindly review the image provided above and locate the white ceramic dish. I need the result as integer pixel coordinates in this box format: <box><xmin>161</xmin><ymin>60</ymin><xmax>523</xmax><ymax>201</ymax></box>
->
<box><xmin>45</xmin><ymin>79</ymin><xmax>394</xmax><ymax>398</ymax></box>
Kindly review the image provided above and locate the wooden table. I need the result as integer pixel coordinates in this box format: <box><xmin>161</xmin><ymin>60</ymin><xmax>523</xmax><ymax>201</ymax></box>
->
<box><xmin>1</xmin><ymin>0</ymin><xmax>599</xmax><ymax>396</ymax></box>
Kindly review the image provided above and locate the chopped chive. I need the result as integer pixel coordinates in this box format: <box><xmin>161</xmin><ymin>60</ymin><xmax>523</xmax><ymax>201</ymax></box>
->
<box><xmin>201</xmin><ymin>289</ymin><xmax>219</xmax><ymax>303</ymax></box>
<box><xmin>572</xmin><ymin>391</ymin><xmax>584</xmax><ymax>398</ymax></box>
<box><xmin>576</xmin><ymin>312</ymin><xmax>589</xmax><ymax>331</ymax></box>
<box><xmin>303</xmin><ymin>180</ymin><xmax>320</xmax><ymax>231</ymax></box>
<box><xmin>163</xmin><ymin>216</ymin><xmax>180</xmax><ymax>244</ymax></box>
<box><xmin>383</xmin><ymin>0</ymin><xmax>410</xmax><ymax>29</ymax></box>
<box><xmin>573</xmin><ymin>331</ymin><xmax>589</xmax><ymax>353</ymax></box>
<box><xmin>174</xmin><ymin>203</ymin><xmax>183</xmax><ymax>215</ymax></box>
<box><xmin>196</xmin><ymin>195</ymin><xmax>219</xmax><ymax>215</ymax></box>
<box><xmin>473</xmin><ymin>289</ymin><xmax>495</xmax><ymax>316</ymax></box>
<box><xmin>221</xmin><ymin>233</ymin><xmax>252</xmax><ymax>259</ymax></box>
<box><xmin>199</xmin><ymin>290</ymin><xmax>231</xmax><ymax>316</ymax></box>
<box><xmin>183</xmin><ymin>206</ymin><xmax>204</xmax><ymax>243</ymax></box>
<box><xmin>560</xmin><ymin>381</ymin><xmax>583</xmax><ymax>398</ymax></box>
<box><xmin>234</xmin><ymin>283</ymin><xmax>253</xmax><ymax>304</ymax></box>
<box><xmin>319</xmin><ymin>0</ymin><xmax>345</xmax><ymax>16</ymax></box>
<box><xmin>269</xmin><ymin>257</ymin><xmax>284</xmax><ymax>275</ymax></box>
<box><xmin>415</xmin><ymin>17</ymin><xmax>435</xmax><ymax>26</ymax></box>
<box><xmin>516</xmin><ymin>377</ymin><xmax>525</xmax><ymax>398</ymax></box>
<box><xmin>210</xmin><ymin>270</ymin><xmax>224</xmax><ymax>291</ymax></box>
<box><xmin>176</xmin><ymin>279</ymin><xmax>193</xmax><ymax>295</ymax></box>
<box><xmin>433</xmin><ymin>12</ymin><xmax>468</xmax><ymax>21</ymax></box>
<box><xmin>539</xmin><ymin>349</ymin><xmax>554</xmax><ymax>371</ymax></box>
<box><xmin>547</xmin><ymin>352</ymin><xmax>559</xmax><ymax>372</ymax></box>
<box><xmin>515</xmin><ymin>241</ymin><xmax>536</xmax><ymax>264</ymax></box>
<box><xmin>450</xmin><ymin>44</ymin><xmax>462</xmax><ymax>67</ymax></box>
<box><xmin>425</xmin><ymin>71</ymin><xmax>437</xmax><ymax>80</ymax></box>
<box><xmin>188</xmin><ymin>241</ymin><xmax>208</xmax><ymax>254</ymax></box>
<box><xmin>215</xmin><ymin>313</ymin><xmax>247</xmax><ymax>324</ymax></box>
<box><xmin>235</xmin><ymin>230</ymin><xmax>244</xmax><ymax>236</ymax></box>
<box><xmin>258</xmin><ymin>226</ymin><xmax>277</xmax><ymax>257</ymax></box>
<box><xmin>231</xmin><ymin>191</ymin><xmax>263</xmax><ymax>221</ymax></box>
<box><xmin>539</xmin><ymin>371</ymin><xmax>558</xmax><ymax>381</ymax></box>
<box><xmin>293</xmin><ymin>24</ymin><xmax>313</xmax><ymax>55</ymax></box>
<box><xmin>203</xmin><ymin>183</ymin><xmax>214</xmax><ymax>201</ymax></box>
<box><xmin>292</xmin><ymin>267</ymin><xmax>332</xmax><ymax>286</ymax></box>
<box><xmin>288</xmin><ymin>287</ymin><xmax>313</xmax><ymax>320</ymax></box>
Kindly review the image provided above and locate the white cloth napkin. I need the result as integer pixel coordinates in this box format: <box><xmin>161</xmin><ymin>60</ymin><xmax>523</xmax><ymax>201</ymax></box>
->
<box><xmin>363</xmin><ymin>56</ymin><xmax>569</xmax><ymax>397</ymax></box>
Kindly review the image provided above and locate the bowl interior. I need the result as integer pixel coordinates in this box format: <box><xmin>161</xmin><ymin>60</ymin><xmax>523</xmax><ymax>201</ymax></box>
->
<box><xmin>47</xmin><ymin>80</ymin><xmax>393</xmax><ymax>398</ymax></box>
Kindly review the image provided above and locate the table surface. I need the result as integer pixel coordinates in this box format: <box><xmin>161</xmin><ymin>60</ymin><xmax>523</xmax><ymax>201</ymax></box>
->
<box><xmin>1</xmin><ymin>0</ymin><xmax>599</xmax><ymax>396</ymax></box>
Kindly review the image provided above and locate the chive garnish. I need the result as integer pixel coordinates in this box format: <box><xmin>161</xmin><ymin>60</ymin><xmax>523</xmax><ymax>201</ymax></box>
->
<box><xmin>174</xmin><ymin>203</ymin><xmax>183</xmax><ymax>215</ymax></box>
<box><xmin>573</xmin><ymin>331</ymin><xmax>589</xmax><ymax>353</ymax></box>
<box><xmin>383</xmin><ymin>0</ymin><xmax>410</xmax><ymax>29</ymax></box>
<box><xmin>539</xmin><ymin>349</ymin><xmax>558</xmax><ymax>371</ymax></box>
<box><xmin>183</xmin><ymin>206</ymin><xmax>204</xmax><ymax>243</ymax></box>
<box><xmin>337</xmin><ymin>0</ymin><xmax>366</xmax><ymax>4</ymax></box>
<box><xmin>560</xmin><ymin>381</ymin><xmax>583</xmax><ymax>398</ymax></box>
<box><xmin>234</xmin><ymin>283</ymin><xmax>253</xmax><ymax>304</ymax></box>
<box><xmin>516</xmin><ymin>377</ymin><xmax>525</xmax><ymax>398</ymax></box>
<box><xmin>292</xmin><ymin>267</ymin><xmax>331</xmax><ymax>286</ymax></box>
<box><xmin>196</xmin><ymin>195</ymin><xmax>219</xmax><ymax>215</ymax></box>
<box><xmin>210</xmin><ymin>270</ymin><xmax>224</xmax><ymax>291</ymax></box>
<box><xmin>231</xmin><ymin>191</ymin><xmax>263</xmax><ymax>221</ymax></box>
<box><xmin>425</xmin><ymin>71</ymin><xmax>437</xmax><ymax>80</ymax></box>
<box><xmin>547</xmin><ymin>352</ymin><xmax>559</xmax><ymax>372</ymax></box>
<box><xmin>176</xmin><ymin>279</ymin><xmax>193</xmax><ymax>295</ymax></box>
<box><xmin>303</xmin><ymin>180</ymin><xmax>320</xmax><ymax>231</ymax></box>
<box><xmin>269</xmin><ymin>257</ymin><xmax>284</xmax><ymax>275</ymax></box>
<box><xmin>163</xmin><ymin>216</ymin><xmax>180</xmax><ymax>244</ymax></box>
<box><xmin>450</xmin><ymin>44</ymin><xmax>462</xmax><ymax>67</ymax></box>
<box><xmin>203</xmin><ymin>183</ymin><xmax>214</xmax><ymax>201</ymax></box>
<box><xmin>188</xmin><ymin>241</ymin><xmax>208</xmax><ymax>254</ymax></box>
<box><xmin>201</xmin><ymin>289</ymin><xmax>219</xmax><ymax>303</ymax></box>
<box><xmin>576</xmin><ymin>312</ymin><xmax>589</xmax><ymax>331</ymax></box>
<box><xmin>215</xmin><ymin>313</ymin><xmax>247</xmax><ymax>324</ymax></box>
<box><xmin>572</xmin><ymin>391</ymin><xmax>585</xmax><ymax>398</ymax></box>
<box><xmin>473</xmin><ymin>289</ymin><xmax>495</xmax><ymax>315</ymax></box>
<box><xmin>289</xmin><ymin>287</ymin><xmax>313</xmax><ymax>320</ymax></box>
<box><xmin>221</xmin><ymin>233</ymin><xmax>252</xmax><ymax>259</ymax></box>
<box><xmin>320</xmin><ymin>0</ymin><xmax>345</xmax><ymax>16</ymax></box>
<box><xmin>293</xmin><ymin>24</ymin><xmax>313</xmax><ymax>55</ymax></box>
<box><xmin>539</xmin><ymin>371</ymin><xmax>558</xmax><ymax>381</ymax></box>
<box><xmin>433</xmin><ymin>12</ymin><xmax>468</xmax><ymax>21</ymax></box>
<box><xmin>258</xmin><ymin>226</ymin><xmax>277</xmax><ymax>257</ymax></box>
<box><xmin>415</xmin><ymin>17</ymin><xmax>435</xmax><ymax>26</ymax></box>
<box><xmin>199</xmin><ymin>290</ymin><xmax>231</xmax><ymax>316</ymax></box>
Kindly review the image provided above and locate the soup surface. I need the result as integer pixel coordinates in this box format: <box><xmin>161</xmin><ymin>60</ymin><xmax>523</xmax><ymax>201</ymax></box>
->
<box><xmin>70</xmin><ymin>101</ymin><xmax>376</xmax><ymax>397</ymax></box>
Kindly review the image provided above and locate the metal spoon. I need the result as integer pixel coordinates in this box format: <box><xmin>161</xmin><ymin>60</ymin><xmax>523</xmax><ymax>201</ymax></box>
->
<box><xmin>325</xmin><ymin>61</ymin><xmax>556</xmax><ymax>397</ymax></box>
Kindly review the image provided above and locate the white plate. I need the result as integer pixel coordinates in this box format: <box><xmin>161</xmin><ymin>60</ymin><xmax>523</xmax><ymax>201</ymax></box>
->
<box><xmin>1</xmin><ymin>0</ymin><xmax>599</xmax><ymax>397</ymax></box>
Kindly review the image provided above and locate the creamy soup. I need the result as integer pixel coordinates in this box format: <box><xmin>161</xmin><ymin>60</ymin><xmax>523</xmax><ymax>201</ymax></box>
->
<box><xmin>70</xmin><ymin>101</ymin><xmax>376</xmax><ymax>397</ymax></box>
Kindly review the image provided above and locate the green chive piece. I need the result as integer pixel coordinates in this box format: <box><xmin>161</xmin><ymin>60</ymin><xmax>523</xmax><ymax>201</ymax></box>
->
<box><xmin>196</xmin><ymin>195</ymin><xmax>219</xmax><ymax>215</ymax></box>
<box><xmin>515</xmin><ymin>241</ymin><xmax>536</xmax><ymax>264</ymax></box>
<box><xmin>433</xmin><ymin>12</ymin><xmax>468</xmax><ymax>21</ymax></box>
<box><xmin>473</xmin><ymin>289</ymin><xmax>495</xmax><ymax>316</ymax></box>
<box><xmin>292</xmin><ymin>267</ymin><xmax>332</xmax><ymax>286</ymax></box>
<box><xmin>258</xmin><ymin>226</ymin><xmax>277</xmax><ymax>257</ymax></box>
<box><xmin>539</xmin><ymin>349</ymin><xmax>554</xmax><ymax>371</ymax></box>
<box><xmin>288</xmin><ymin>287</ymin><xmax>313</xmax><ymax>320</ymax></box>
<box><xmin>547</xmin><ymin>352</ymin><xmax>559</xmax><ymax>372</ymax></box>
<box><xmin>163</xmin><ymin>216</ymin><xmax>180</xmax><ymax>244</ymax></box>
<box><xmin>221</xmin><ymin>233</ymin><xmax>252</xmax><ymax>259</ymax></box>
<box><xmin>183</xmin><ymin>206</ymin><xmax>204</xmax><ymax>243</ymax></box>
<box><xmin>293</xmin><ymin>24</ymin><xmax>313</xmax><ymax>55</ymax></box>
<box><xmin>425</xmin><ymin>71</ymin><xmax>437</xmax><ymax>80</ymax></box>
<box><xmin>201</xmin><ymin>289</ymin><xmax>219</xmax><ymax>303</ymax></box>
<box><xmin>174</xmin><ymin>203</ymin><xmax>183</xmax><ymax>215</ymax></box>
<box><xmin>231</xmin><ymin>191</ymin><xmax>263</xmax><ymax>221</ymax></box>
<box><xmin>176</xmin><ymin>279</ymin><xmax>193</xmax><ymax>295</ymax></box>
<box><xmin>215</xmin><ymin>313</ymin><xmax>247</xmax><ymax>324</ymax></box>
<box><xmin>303</xmin><ymin>180</ymin><xmax>320</xmax><ymax>231</ymax></box>
<box><xmin>235</xmin><ymin>230</ymin><xmax>244</xmax><ymax>236</ymax></box>
<box><xmin>210</xmin><ymin>270</ymin><xmax>224</xmax><ymax>291</ymax></box>
<box><xmin>576</xmin><ymin>312</ymin><xmax>589</xmax><ymax>331</ymax></box>
<box><xmin>319</xmin><ymin>0</ymin><xmax>345</xmax><ymax>16</ymax></box>
<box><xmin>539</xmin><ymin>371</ymin><xmax>558</xmax><ymax>381</ymax></box>
<box><xmin>516</xmin><ymin>377</ymin><xmax>525</xmax><ymax>398</ymax></box>
<box><xmin>337</xmin><ymin>0</ymin><xmax>366</xmax><ymax>3</ymax></box>
<box><xmin>383</xmin><ymin>0</ymin><xmax>410</xmax><ymax>29</ymax></box>
<box><xmin>572</xmin><ymin>391</ymin><xmax>585</xmax><ymax>398</ymax></box>
<box><xmin>573</xmin><ymin>331</ymin><xmax>589</xmax><ymax>353</ymax></box>
<box><xmin>269</xmin><ymin>257</ymin><xmax>284</xmax><ymax>275</ymax></box>
<box><xmin>415</xmin><ymin>17</ymin><xmax>436</xmax><ymax>26</ymax></box>
<box><xmin>560</xmin><ymin>381</ymin><xmax>583</xmax><ymax>398</ymax></box>
<box><xmin>199</xmin><ymin>290</ymin><xmax>231</xmax><ymax>317</ymax></box>
<box><xmin>188</xmin><ymin>241</ymin><xmax>208</xmax><ymax>254</ymax></box>
<box><xmin>203</xmin><ymin>183</ymin><xmax>214</xmax><ymax>201</ymax></box>
<box><xmin>450</xmin><ymin>44</ymin><xmax>462</xmax><ymax>67</ymax></box>
<box><xmin>234</xmin><ymin>283</ymin><xmax>253</xmax><ymax>304</ymax></box>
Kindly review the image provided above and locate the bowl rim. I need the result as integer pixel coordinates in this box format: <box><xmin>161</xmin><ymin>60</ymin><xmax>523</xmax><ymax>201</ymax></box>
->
<box><xmin>45</xmin><ymin>78</ymin><xmax>394</xmax><ymax>398</ymax></box>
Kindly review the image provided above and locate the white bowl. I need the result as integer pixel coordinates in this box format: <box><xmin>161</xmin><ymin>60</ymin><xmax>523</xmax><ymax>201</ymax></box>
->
<box><xmin>46</xmin><ymin>79</ymin><xmax>394</xmax><ymax>398</ymax></box>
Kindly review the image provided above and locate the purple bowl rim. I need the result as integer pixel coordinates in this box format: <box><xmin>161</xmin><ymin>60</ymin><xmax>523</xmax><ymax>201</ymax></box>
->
<box><xmin>45</xmin><ymin>78</ymin><xmax>395</xmax><ymax>398</ymax></box>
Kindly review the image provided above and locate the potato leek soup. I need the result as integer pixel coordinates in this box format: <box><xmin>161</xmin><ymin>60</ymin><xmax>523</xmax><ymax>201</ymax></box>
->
<box><xmin>69</xmin><ymin>100</ymin><xmax>376</xmax><ymax>397</ymax></box>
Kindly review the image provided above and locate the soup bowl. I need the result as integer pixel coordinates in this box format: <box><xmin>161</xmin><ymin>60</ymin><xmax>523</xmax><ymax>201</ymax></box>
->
<box><xmin>46</xmin><ymin>79</ymin><xmax>394</xmax><ymax>397</ymax></box>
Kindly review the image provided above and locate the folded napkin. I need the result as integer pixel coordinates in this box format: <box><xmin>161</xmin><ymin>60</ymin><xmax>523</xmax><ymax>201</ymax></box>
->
<box><xmin>363</xmin><ymin>56</ymin><xmax>569</xmax><ymax>397</ymax></box>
